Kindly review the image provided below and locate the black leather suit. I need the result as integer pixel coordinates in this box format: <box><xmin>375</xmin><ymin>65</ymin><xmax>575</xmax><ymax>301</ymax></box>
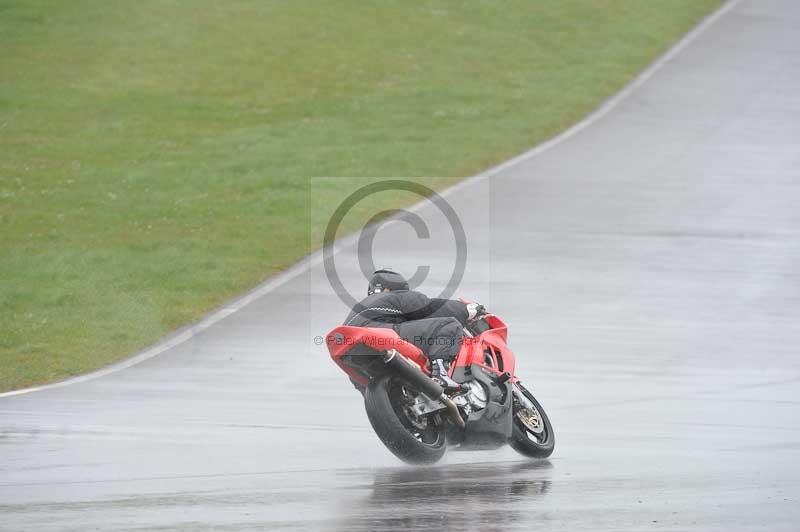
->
<box><xmin>343</xmin><ymin>290</ymin><xmax>469</xmax><ymax>362</ymax></box>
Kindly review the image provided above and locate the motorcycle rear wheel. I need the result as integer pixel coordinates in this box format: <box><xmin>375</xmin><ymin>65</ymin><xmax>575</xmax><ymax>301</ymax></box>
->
<box><xmin>364</xmin><ymin>375</ymin><xmax>447</xmax><ymax>465</ymax></box>
<box><xmin>508</xmin><ymin>382</ymin><xmax>555</xmax><ymax>458</ymax></box>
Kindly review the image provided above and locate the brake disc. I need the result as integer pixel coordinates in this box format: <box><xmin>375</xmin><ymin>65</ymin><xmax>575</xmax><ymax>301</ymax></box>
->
<box><xmin>517</xmin><ymin>407</ymin><xmax>544</xmax><ymax>434</ymax></box>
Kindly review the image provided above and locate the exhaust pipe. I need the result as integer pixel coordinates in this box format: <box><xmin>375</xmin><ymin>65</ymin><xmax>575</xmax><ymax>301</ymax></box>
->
<box><xmin>439</xmin><ymin>395</ymin><xmax>466</xmax><ymax>430</ymax></box>
<box><xmin>381</xmin><ymin>349</ymin><xmax>465</xmax><ymax>429</ymax></box>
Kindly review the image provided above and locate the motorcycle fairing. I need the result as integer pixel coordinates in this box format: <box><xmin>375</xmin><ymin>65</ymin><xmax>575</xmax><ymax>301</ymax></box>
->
<box><xmin>326</xmin><ymin>326</ymin><xmax>430</xmax><ymax>388</ymax></box>
<box><xmin>448</xmin><ymin>364</ymin><xmax>513</xmax><ymax>449</ymax></box>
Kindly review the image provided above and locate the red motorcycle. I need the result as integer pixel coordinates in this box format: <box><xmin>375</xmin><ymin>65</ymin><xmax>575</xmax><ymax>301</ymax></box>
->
<box><xmin>325</xmin><ymin>311</ymin><xmax>555</xmax><ymax>464</ymax></box>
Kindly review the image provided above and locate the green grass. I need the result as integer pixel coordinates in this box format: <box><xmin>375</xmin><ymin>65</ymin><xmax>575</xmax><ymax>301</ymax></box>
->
<box><xmin>0</xmin><ymin>0</ymin><xmax>721</xmax><ymax>391</ymax></box>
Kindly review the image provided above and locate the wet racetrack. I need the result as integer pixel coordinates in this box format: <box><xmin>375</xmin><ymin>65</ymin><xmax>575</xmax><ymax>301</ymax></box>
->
<box><xmin>2</xmin><ymin>1</ymin><xmax>799</xmax><ymax>530</ymax></box>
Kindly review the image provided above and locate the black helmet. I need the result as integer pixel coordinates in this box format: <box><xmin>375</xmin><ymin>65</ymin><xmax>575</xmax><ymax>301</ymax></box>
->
<box><xmin>368</xmin><ymin>269</ymin><xmax>408</xmax><ymax>295</ymax></box>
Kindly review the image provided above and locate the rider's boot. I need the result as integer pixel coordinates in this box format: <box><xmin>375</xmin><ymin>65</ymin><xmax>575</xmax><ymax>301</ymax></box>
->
<box><xmin>430</xmin><ymin>359</ymin><xmax>461</xmax><ymax>392</ymax></box>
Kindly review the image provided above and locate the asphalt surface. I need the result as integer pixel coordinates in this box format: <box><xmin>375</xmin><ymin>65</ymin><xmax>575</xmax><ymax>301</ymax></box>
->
<box><xmin>2</xmin><ymin>1</ymin><xmax>800</xmax><ymax>530</ymax></box>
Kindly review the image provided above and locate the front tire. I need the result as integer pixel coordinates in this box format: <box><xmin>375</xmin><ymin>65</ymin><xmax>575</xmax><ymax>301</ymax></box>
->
<box><xmin>364</xmin><ymin>375</ymin><xmax>447</xmax><ymax>465</ymax></box>
<box><xmin>508</xmin><ymin>382</ymin><xmax>555</xmax><ymax>458</ymax></box>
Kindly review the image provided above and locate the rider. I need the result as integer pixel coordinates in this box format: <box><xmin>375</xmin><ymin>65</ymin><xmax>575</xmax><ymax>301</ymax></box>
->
<box><xmin>343</xmin><ymin>269</ymin><xmax>485</xmax><ymax>388</ymax></box>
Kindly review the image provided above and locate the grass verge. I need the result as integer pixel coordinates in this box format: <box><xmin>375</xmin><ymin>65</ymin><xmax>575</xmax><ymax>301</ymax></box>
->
<box><xmin>0</xmin><ymin>0</ymin><xmax>722</xmax><ymax>391</ymax></box>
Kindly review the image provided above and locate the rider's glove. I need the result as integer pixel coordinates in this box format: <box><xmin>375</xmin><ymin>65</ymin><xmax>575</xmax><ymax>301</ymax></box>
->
<box><xmin>466</xmin><ymin>302</ymin><xmax>486</xmax><ymax>321</ymax></box>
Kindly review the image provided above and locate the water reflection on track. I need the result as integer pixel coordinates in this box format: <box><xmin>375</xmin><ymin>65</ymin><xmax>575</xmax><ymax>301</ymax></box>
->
<box><xmin>333</xmin><ymin>461</ymin><xmax>552</xmax><ymax>532</ymax></box>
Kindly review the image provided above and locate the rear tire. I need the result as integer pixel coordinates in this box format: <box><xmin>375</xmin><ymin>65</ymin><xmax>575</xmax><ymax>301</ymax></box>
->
<box><xmin>364</xmin><ymin>375</ymin><xmax>447</xmax><ymax>465</ymax></box>
<box><xmin>508</xmin><ymin>383</ymin><xmax>555</xmax><ymax>459</ymax></box>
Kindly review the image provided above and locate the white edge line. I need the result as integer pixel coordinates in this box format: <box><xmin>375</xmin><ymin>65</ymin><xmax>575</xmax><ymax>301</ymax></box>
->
<box><xmin>0</xmin><ymin>0</ymin><xmax>741</xmax><ymax>399</ymax></box>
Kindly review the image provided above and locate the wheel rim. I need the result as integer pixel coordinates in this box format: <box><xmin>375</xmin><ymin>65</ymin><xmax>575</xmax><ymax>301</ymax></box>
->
<box><xmin>513</xmin><ymin>385</ymin><xmax>550</xmax><ymax>446</ymax></box>
<box><xmin>387</xmin><ymin>379</ymin><xmax>445</xmax><ymax>447</ymax></box>
<box><xmin>517</xmin><ymin>406</ymin><xmax>543</xmax><ymax>434</ymax></box>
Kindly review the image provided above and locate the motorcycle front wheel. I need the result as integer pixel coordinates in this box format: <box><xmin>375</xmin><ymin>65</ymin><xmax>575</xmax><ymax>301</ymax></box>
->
<box><xmin>364</xmin><ymin>374</ymin><xmax>447</xmax><ymax>465</ymax></box>
<box><xmin>508</xmin><ymin>382</ymin><xmax>555</xmax><ymax>458</ymax></box>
